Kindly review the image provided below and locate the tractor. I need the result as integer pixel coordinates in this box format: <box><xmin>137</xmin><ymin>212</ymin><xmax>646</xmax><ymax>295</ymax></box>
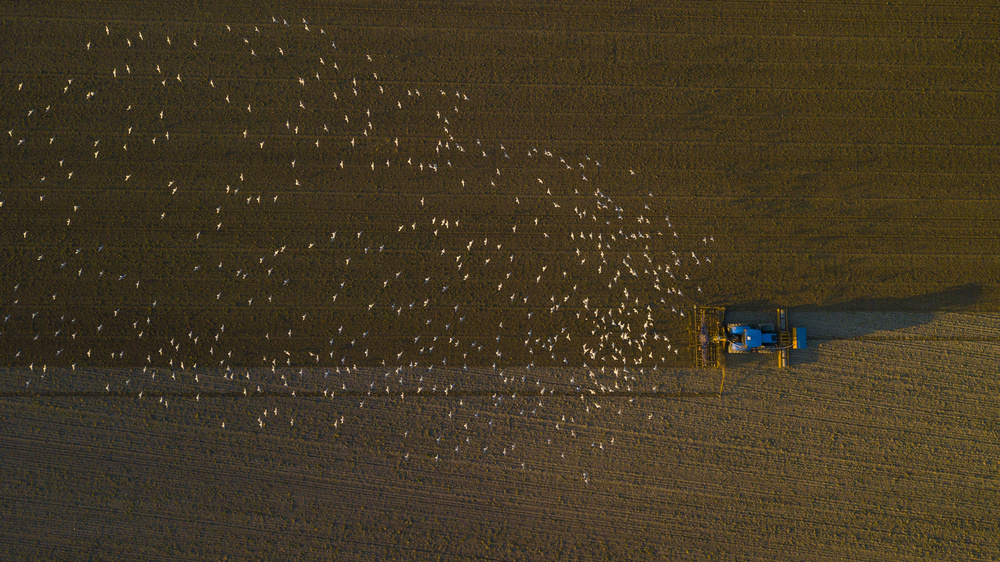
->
<box><xmin>690</xmin><ymin>306</ymin><xmax>806</xmax><ymax>371</ymax></box>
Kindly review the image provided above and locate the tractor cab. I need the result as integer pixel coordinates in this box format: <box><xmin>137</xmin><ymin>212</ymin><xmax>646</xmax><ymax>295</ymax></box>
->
<box><xmin>727</xmin><ymin>325</ymin><xmax>777</xmax><ymax>353</ymax></box>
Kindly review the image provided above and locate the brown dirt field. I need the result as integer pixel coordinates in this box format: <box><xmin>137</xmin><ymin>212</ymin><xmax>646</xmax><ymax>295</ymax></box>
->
<box><xmin>1</xmin><ymin>1</ymin><xmax>999</xmax><ymax>559</ymax></box>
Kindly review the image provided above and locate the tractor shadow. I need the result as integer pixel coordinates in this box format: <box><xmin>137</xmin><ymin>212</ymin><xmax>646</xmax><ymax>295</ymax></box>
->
<box><xmin>721</xmin><ymin>282</ymin><xmax>983</xmax><ymax>372</ymax></box>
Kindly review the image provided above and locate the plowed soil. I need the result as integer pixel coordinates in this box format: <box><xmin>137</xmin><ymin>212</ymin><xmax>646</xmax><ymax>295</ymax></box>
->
<box><xmin>1</xmin><ymin>1</ymin><xmax>998</xmax><ymax>559</ymax></box>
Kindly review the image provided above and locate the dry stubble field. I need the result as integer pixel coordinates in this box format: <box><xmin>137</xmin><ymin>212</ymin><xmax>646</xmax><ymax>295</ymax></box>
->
<box><xmin>1</xmin><ymin>1</ymin><xmax>999</xmax><ymax>559</ymax></box>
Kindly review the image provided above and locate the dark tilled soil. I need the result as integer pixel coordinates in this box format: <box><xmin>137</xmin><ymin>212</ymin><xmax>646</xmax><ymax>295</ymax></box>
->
<box><xmin>1</xmin><ymin>1</ymin><xmax>998</xmax><ymax>559</ymax></box>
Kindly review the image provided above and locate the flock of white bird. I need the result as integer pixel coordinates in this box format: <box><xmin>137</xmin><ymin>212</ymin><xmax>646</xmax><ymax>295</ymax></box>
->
<box><xmin>3</xmin><ymin>16</ymin><xmax>715</xmax><ymax>477</ymax></box>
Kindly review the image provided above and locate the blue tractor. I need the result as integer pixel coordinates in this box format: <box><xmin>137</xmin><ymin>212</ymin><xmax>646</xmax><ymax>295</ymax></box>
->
<box><xmin>727</xmin><ymin>324</ymin><xmax>780</xmax><ymax>353</ymax></box>
<box><xmin>692</xmin><ymin>306</ymin><xmax>806</xmax><ymax>370</ymax></box>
